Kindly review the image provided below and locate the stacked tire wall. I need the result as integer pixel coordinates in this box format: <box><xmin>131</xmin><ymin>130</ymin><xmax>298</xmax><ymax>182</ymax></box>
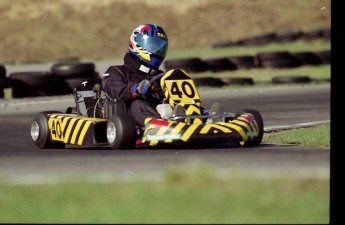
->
<box><xmin>164</xmin><ymin>49</ymin><xmax>330</xmax><ymax>87</ymax></box>
<box><xmin>212</xmin><ymin>28</ymin><xmax>330</xmax><ymax>48</ymax></box>
<box><xmin>0</xmin><ymin>65</ymin><xmax>8</xmax><ymax>98</ymax></box>
<box><xmin>4</xmin><ymin>62</ymin><xmax>100</xmax><ymax>98</ymax></box>
<box><xmin>0</xmin><ymin>28</ymin><xmax>330</xmax><ymax>98</ymax></box>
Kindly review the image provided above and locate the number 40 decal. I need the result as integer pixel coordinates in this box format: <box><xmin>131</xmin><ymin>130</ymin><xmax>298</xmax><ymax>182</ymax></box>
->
<box><xmin>166</xmin><ymin>80</ymin><xmax>200</xmax><ymax>100</ymax></box>
<box><xmin>51</xmin><ymin>120</ymin><xmax>63</xmax><ymax>140</ymax></box>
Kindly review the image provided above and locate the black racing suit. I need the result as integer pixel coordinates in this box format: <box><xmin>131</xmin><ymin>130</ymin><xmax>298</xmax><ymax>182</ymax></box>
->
<box><xmin>102</xmin><ymin>52</ymin><xmax>165</xmax><ymax>127</ymax></box>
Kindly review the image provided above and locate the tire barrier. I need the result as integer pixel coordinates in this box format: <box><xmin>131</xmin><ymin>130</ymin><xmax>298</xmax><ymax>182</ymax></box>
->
<box><xmin>51</xmin><ymin>62</ymin><xmax>95</xmax><ymax>78</ymax></box>
<box><xmin>164</xmin><ymin>49</ymin><xmax>329</xmax><ymax>73</ymax></box>
<box><xmin>237</xmin><ymin>32</ymin><xmax>277</xmax><ymax>46</ymax></box>
<box><xmin>9</xmin><ymin>71</ymin><xmax>60</xmax><ymax>98</ymax></box>
<box><xmin>275</xmin><ymin>29</ymin><xmax>303</xmax><ymax>43</ymax></box>
<box><xmin>1</xmin><ymin>47</ymin><xmax>330</xmax><ymax>98</ymax></box>
<box><xmin>202</xmin><ymin>57</ymin><xmax>237</xmax><ymax>72</ymax></box>
<box><xmin>313</xmin><ymin>50</ymin><xmax>331</xmax><ymax>64</ymax></box>
<box><xmin>221</xmin><ymin>77</ymin><xmax>254</xmax><ymax>85</ymax></box>
<box><xmin>0</xmin><ymin>64</ymin><xmax>6</xmax><ymax>98</ymax></box>
<box><xmin>271</xmin><ymin>76</ymin><xmax>311</xmax><ymax>84</ymax></box>
<box><xmin>211</xmin><ymin>40</ymin><xmax>239</xmax><ymax>48</ymax></box>
<box><xmin>290</xmin><ymin>52</ymin><xmax>322</xmax><ymax>66</ymax></box>
<box><xmin>212</xmin><ymin>27</ymin><xmax>330</xmax><ymax>48</ymax></box>
<box><xmin>51</xmin><ymin>62</ymin><xmax>100</xmax><ymax>95</ymax></box>
<box><xmin>0</xmin><ymin>64</ymin><xmax>6</xmax><ymax>78</ymax></box>
<box><xmin>164</xmin><ymin>57</ymin><xmax>210</xmax><ymax>73</ymax></box>
<box><xmin>302</xmin><ymin>28</ymin><xmax>331</xmax><ymax>41</ymax></box>
<box><xmin>256</xmin><ymin>51</ymin><xmax>302</xmax><ymax>68</ymax></box>
<box><xmin>193</xmin><ymin>77</ymin><xmax>226</xmax><ymax>87</ymax></box>
<box><xmin>5</xmin><ymin>62</ymin><xmax>100</xmax><ymax>98</ymax></box>
<box><xmin>228</xmin><ymin>55</ymin><xmax>257</xmax><ymax>69</ymax></box>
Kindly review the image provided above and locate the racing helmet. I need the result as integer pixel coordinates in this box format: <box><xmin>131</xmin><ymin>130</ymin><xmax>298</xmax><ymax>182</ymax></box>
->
<box><xmin>129</xmin><ymin>24</ymin><xmax>168</xmax><ymax>69</ymax></box>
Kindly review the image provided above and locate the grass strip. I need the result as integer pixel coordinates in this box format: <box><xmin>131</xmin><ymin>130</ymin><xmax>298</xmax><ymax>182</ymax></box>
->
<box><xmin>263</xmin><ymin>123</ymin><xmax>330</xmax><ymax>147</ymax></box>
<box><xmin>0</xmin><ymin>176</ymin><xmax>329</xmax><ymax>224</ymax></box>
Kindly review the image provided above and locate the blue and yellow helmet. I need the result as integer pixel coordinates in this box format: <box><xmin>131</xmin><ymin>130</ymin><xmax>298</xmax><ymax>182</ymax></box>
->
<box><xmin>129</xmin><ymin>24</ymin><xmax>168</xmax><ymax>69</ymax></box>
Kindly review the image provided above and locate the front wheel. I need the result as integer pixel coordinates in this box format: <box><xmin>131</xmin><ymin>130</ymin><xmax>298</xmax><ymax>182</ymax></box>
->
<box><xmin>106</xmin><ymin>114</ymin><xmax>137</xmax><ymax>149</ymax></box>
<box><xmin>31</xmin><ymin>111</ymin><xmax>66</xmax><ymax>149</ymax></box>
<box><xmin>235</xmin><ymin>109</ymin><xmax>264</xmax><ymax>147</ymax></box>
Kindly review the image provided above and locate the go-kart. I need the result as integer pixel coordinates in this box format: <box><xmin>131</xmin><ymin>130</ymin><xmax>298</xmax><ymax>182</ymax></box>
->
<box><xmin>30</xmin><ymin>69</ymin><xmax>264</xmax><ymax>149</ymax></box>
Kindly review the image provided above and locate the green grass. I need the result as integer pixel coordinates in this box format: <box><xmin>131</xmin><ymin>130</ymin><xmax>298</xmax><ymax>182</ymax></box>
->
<box><xmin>263</xmin><ymin>123</ymin><xmax>330</xmax><ymax>147</ymax></box>
<box><xmin>0</xmin><ymin>176</ymin><xmax>329</xmax><ymax>224</ymax></box>
<box><xmin>191</xmin><ymin>64</ymin><xmax>330</xmax><ymax>83</ymax></box>
<box><xmin>0</xmin><ymin>123</ymin><xmax>331</xmax><ymax>224</ymax></box>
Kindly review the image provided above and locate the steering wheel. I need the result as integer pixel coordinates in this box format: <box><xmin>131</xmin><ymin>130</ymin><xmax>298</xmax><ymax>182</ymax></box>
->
<box><xmin>149</xmin><ymin>72</ymin><xmax>165</xmax><ymax>86</ymax></box>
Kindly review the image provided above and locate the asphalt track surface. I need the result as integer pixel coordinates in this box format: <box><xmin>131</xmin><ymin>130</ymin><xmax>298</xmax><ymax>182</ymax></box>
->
<box><xmin>0</xmin><ymin>83</ymin><xmax>330</xmax><ymax>184</ymax></box>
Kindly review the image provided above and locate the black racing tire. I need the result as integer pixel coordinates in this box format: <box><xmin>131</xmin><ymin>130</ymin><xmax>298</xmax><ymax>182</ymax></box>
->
<box><xmin>193</xmin><ymin>77</ymin><xmax>225</xmax><ymax>87</ymax></box>
<box><xmin>9</xmin><ymin>71</ymin><xmax>59</xmax><ymax>98</ymax></box>
<box><xmin>260</xmin><ymin>58</ymin><xmax>301</xmax><ymax>68</ymax></box>
<box><xmin>275</xmin><ymin>29</ymin><xmax>303</xmax><ymax>42</ymax></box>
<box><xmin>0</xmin><ymin>64</ymin><xmax>6</xmax><ymax>78</ymax></box>
<box><xmin>290</xmin><ymin>52</ymin><xmax>322</xmax><ymax>66</ymax></box>
<box><xmin>0</xmin><ymin>77</ymin><xmax>10</xmax><ymax>98</ymax></box>
<box><xmin>164</xmin><ymin>57</ymin><xmax>210</xmax><ymax>73</ymax></box>
<box><xmin>271</xmin><ymin>76</ymin><xmax>311</xmax><ymax>84</ymax></box>
<box><xmin>54</xmin><ymin>79</ymin><xmax>73</xmax><ymax>95</ymax></box>
<box><xmin>31</xmin><ymin>111</ymin><xmax>66</xmax><ymax>149</ymax></box>
<box><xmin>256</xmin><ymin>51</ymin><xmax>292</xmax><ymax>60</ymax></box>
<box><xmin>64</xmin><ymin>74</ymin><xmax>101</xmax><ymax>90</ymax></box>
<box><xmin>256</xmin><ymin>51</ymin><xmax>302</xmax><ymax>68</ymax></box>
<box><xmin>106</xmin><ymin>114</ymin><xmax>137</xmax><ymax>149</ymax></box>
<box><xmin>235</xmin><ymin>109</ymin><xmax>264</xmax><ymax>147</ymax></box>
<box><xmin>9</xmin><ymin>71</ymin><xmax>55</xmax><ymax>86</ymax></box>
<box><xmin>238</xmin><ymin>32</ymin><xmax>276</xmax><ymax>46</ymax></box>
<box><xmin>212</xmin><ymin>40</ymin><xmax>240</xmax><ymax>48</ymax></box>
<box><xmin>302</xmin><ymin>28</ymin><xmax>330</xmax><ymax>41</ymax></box>
<box><xmin>0</xmin><ymin>76</ymin><xmax>11</xmax><ymax>88</ymax></box>
<box><xmin>313</xmin><ymin>50</ymin><xmax>330</xmax><ymax>64</ymax></box>
<box><xmin>202</xmin><ymin>57</ymin><xmax>237</xmax><ymax>72</ymax></box>
<box><xmin>51</xmin><ymin>62</ymin><xmax>95</xmax><ymax>78</ymax></box>
<box><xmin>228</xmin><ymin>55</ymin><xmax>257</xmax><ymax>69</ymax></box>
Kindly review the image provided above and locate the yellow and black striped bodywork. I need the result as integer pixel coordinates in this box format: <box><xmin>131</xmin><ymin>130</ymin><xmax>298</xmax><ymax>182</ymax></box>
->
<box><xmin>47</xmin><ymin>114</ymin><xmax>108</xmax><ymax>146</ymax></box>
<box><xmin>142</xmin><ymin>112</ymin><xmax>260</xmax><ymax>146</ymax></box>
<box><xmin>141</xmin><ymin>69</ymin><xmax>261</xmax><ymax>146</ymax></box>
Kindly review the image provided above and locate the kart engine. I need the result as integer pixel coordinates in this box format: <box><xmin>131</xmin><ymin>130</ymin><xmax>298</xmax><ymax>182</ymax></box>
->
<box><xmin>73</xmin><ymin>84</ymin><xmax>126</xmax><ymax>119</ymax></box>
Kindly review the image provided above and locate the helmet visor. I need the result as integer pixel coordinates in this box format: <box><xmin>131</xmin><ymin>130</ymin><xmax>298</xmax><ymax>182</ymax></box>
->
<box><xmin>136</xmin><ymin>33</ymin><xmax>168</xmax><ymax>58</ymax></box>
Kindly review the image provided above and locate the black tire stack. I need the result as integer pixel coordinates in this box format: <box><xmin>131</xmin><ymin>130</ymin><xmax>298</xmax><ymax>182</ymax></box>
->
<box><xmin>9</xmin><ymin>71</ymin><xmax>60</xmax><ymax>98</ymax></box>
<box><xmin>0</xmin><ymin>64</ymin><xmax>7</xmax><ymax>98</ymax></box>
<box><xmin>51</xmin><ymin>62</ymin><xmax>100</xmax><ymax>95</ymax></box>
<box><xmin>163</xmin><ymin>49</ymin><xmax>330</xmax><ymax>87</ymax></box>
<box><xmin>164</xmin><ymin>49</ymin><xmax>330</xmax><ymax>72</ymax></box>
<box><xmin>212</xmin><ymin>27</ymin><xmax>330</xmax><ymax>48</ymax></box>
<box><xmin>8</xmin><ymin>62</ymin><xmax>100</xmax><ymax>98</ymax></box>
<box><xmin>256</xmin><ymin>51</ymin><xmax>302</xmax><ymax>68</ymax></box>
<box><xmin>164</xmin><ymin>57</ymin><xmax>210</xmax><ymax>73</ymax></box>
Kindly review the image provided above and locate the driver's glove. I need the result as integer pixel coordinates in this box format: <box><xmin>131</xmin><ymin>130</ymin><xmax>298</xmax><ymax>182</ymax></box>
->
<box><xmin>130</xmin><ymin>79</ymin><xmax>151</xmax><ymax>97</ymax></box>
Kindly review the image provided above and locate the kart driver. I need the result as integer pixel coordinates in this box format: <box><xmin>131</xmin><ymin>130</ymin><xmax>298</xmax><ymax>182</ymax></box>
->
<box><xmin>102</xmin><ymin>23</ymin><xmax>168</xmax><ymax>127</ymax></box>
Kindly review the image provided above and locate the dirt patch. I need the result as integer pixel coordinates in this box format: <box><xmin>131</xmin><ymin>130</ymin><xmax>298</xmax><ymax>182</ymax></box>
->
<box><xmin>0</xmin><ymin>0</ymin><xmax>330</xmax><ymax>63</ymax></box>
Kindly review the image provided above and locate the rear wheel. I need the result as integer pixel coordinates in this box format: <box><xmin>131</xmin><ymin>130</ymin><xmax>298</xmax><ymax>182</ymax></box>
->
<box><xmin>107</xmin><ymin>114</ymin><xmax>137</xmax><ymax>149</ymax></box>
<box><xmin>31</xmin><ymin>111</ymin><xmax>66</xmax><ymax>149</ymax></box>
<box><xmin>235</xmin><ymin>109</ymin><xmax>264</xmax><ymax>147</ymax></box>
